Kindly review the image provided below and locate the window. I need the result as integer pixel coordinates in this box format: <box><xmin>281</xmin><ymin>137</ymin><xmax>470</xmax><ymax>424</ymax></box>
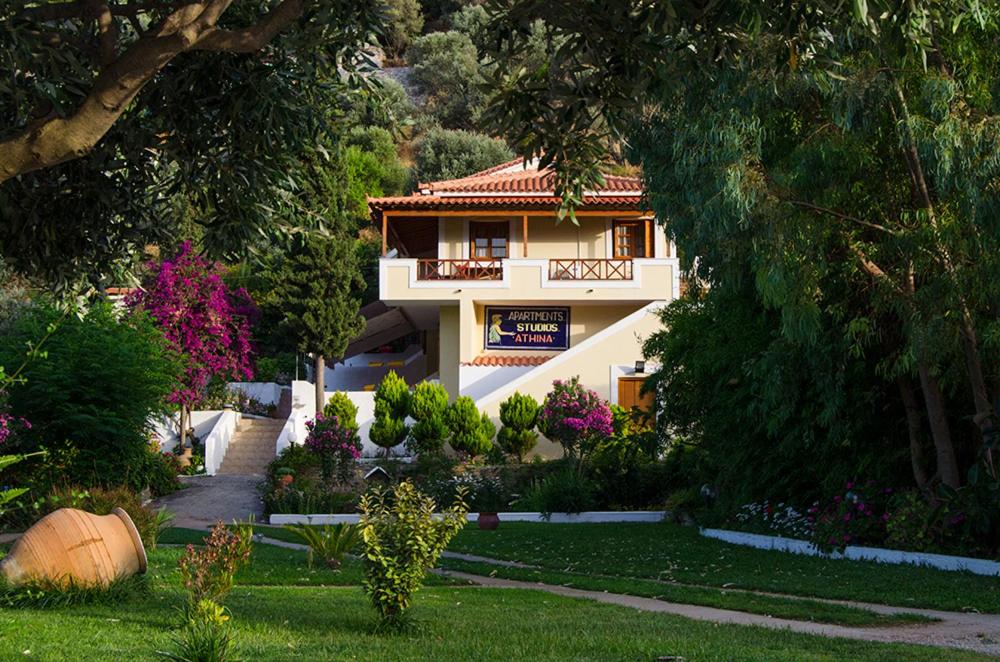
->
<box><xmin>612</xmin><ymin>220</ymin><xmax>649</xmax><ymax>258</ymax></box>
<box><xmin>470</xmin><ymin>222</ymin><xmax>508</xmax><ymax>259</ymax></box>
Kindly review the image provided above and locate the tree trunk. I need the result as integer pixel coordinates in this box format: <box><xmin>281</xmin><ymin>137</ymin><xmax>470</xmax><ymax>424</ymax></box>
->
<box><xmin>915</xmin><ymin>358</ymin><xmax>961</xmax><ymax>488</ymax></box>
<box><xmin>179</xmin><ymin>405</ymin><xmax>188</xmax><ymax>450</ymax></box>
<box><xmin>893</xmin><ymin>81</ymin><xmax>997</xmax><ymax>446</ymax></box>
<box><xmin>898</xmin><ymin>377</ymin><xmax>930</xmax><ymax>494</ymax></box>
<box><xmin>314</xmin><ymin>354</ymin><xmax>325</xmax><ymax>416</ymax></box>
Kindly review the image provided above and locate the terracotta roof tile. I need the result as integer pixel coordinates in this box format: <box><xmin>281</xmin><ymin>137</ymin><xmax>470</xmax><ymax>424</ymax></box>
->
<box><xmin>372</xmin><ymin>160</ymin><xmax>644</xmax><ymax>217</ymax></box>
<box><xmin>462</xmin><ymin>355</ymin><xmax>555</xmax><ymax>367</ymax></box>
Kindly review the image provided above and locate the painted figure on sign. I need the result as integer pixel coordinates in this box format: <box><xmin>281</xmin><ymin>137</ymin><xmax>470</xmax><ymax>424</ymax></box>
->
<box><xmin>488</xmin><ymin>314</ymin><xmax>516</xmax><ymax>345</ymax></box>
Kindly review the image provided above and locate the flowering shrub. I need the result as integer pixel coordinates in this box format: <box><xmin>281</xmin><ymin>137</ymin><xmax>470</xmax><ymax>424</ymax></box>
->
<box><xmin>811</xmin><ymin>481</ymin><xmax>893</xmax><ymax>552</ymax></box>
<box><xmin>304</xmin><ymin>414</ymin><xmax>361</xmax><ymax>485</ymax></box>
<box><xmin>178</xmin><ymin>521</ymin><xmax>253</xmax><ymax>609</ymax></box>
<box><xmin>421</xmin><ymin>469</ymin><xmax>509</xmax><ymax>512</ymax></box>
<box><xmin>733</xmin><ymin>501</ymin><xmax>813</xmax><ymax>540</ymax></box>
<box><xmin>0</xmin><ymin>412</ymin><xmax>30</xmax><ymax>445</ymax></box>
<box><xmin>537</xmin><ymin>377</ymin><xmax>613</xmax><ymax>458</ymax></box>
<box><xmin>127</xmin><ymin>241</ymin><xmax>257</xmax><ymax>410</ymax></box>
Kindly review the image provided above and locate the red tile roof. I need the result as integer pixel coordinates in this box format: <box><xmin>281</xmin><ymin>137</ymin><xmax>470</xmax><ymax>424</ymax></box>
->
<box><xmin>370</xmin><ymin>160</ymin><xmax>644</xmax><ymax>218</ymax></box>
<box><xmin>462</xmin><ymin>354</ymin><xmax>555</xmax><ymax>367</ymax></box>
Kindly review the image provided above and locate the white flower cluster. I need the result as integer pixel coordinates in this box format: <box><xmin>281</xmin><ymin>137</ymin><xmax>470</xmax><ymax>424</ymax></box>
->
<box><xmin>734</xmin><ymin>501</ymin><xmax>813</xmax><ymax>540</ymax></box>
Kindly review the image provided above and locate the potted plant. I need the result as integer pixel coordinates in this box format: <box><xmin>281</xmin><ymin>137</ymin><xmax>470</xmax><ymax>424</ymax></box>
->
<box><xmin>471</xmin><ymin>473</ymin><xmax>506</xmax><ymax>531</ymax></box>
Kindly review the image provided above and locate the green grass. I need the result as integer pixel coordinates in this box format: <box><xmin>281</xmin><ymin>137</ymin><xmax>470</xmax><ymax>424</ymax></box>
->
<box><xmin>449</xmin><ymin>522</ymin><xmax>1000</xmax><ymax>613</ymax></box>
<box><xmin>1</xmin><ymin>528</ymin><xmax>986</xmax><ymax>660</ymax></box>
<box><xmin>154</xmin><ymin>528</ymin><xmax>456</xmax><ymax>587</ymax></box>
<box><xmin>2</xmin><ymin>585</ymin><xmax>988</xmax><ymax>661</ymax></box>
<box><xmin>438</xmin><ymin>558</ymin><xmax>931</xmax><ymax>627</ymax></box>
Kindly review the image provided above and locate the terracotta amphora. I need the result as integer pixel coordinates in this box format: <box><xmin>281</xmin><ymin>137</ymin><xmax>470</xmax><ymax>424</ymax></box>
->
<box><xmin>0</xmin><ymin>507</ymin><xmax>147</xmax><ymax>587</ymax></box>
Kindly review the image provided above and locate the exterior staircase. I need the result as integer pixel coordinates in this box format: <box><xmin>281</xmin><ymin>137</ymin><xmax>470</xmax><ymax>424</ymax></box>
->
<box><xmin>216</xmin><ymin>418</ymin><xmax>284</xmax><ymax>476</ymax></box>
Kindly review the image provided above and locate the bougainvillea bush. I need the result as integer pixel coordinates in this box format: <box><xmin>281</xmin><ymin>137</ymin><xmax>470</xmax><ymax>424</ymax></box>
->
<box><xmin>127</xmin><ymin>241</ymin><xmax>257</xmax><ymax>411</ymax></box>
<box><xmin>538</xmin><ymin>377</ymin><xmax>613</xmax><ymax>459</ymax></box>
<box><xmin>304</xmin><ymin>414</ymin><xmax>362</xmax><ymax>485</ymax></box>
<box><xmin>810</xmin><ymin>481</ymin><xmax>893</xmax><ymax>552</ymax></box>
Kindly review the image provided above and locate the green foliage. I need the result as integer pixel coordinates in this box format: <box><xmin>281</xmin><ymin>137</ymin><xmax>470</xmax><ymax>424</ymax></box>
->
<box><xmin>178</xmin><ymin>522</ymin><xmax>254</xmax><ymax>610</ymax></box>
<box><xmin>359</xmin><ymin>481</ymin><xmax>468</xmax><ymax>628</ymax></box>
<box><xmin>343</xmin><ymin>127</ymin><xmax>409</xmax><ymax>223</ymax></box>
<box><xmin>0</xmin><ymin>0</ymin><xmax>385</xmax><ymax>289</ymax></box>
<box><xmin>324</xmin><ymin>392</ymin><xmax>361</xmax><ymax>440</ymax></box>
<box><xmin>275</xmin><ymin>233</ymin><xmax>366</xmax><ymax>363</ymax></box>
<box><xmin>0</xmin><ymin>302</ymin><xmax>181</xmax><ymax>493</ymax></box>
<box><xmin>413</xmin><ymin>126</ymin><xmax>514</xmax><ymax>183</ymax></box>
<box><xmin>445</xmin><ymin>396</ymin><xmax>494</xmax><ymax>457</ymax></box>
<box><xmin>382</xmin><ymin>0</ymin><xmax>425</xmax><ymax>58</ymax></box>
<box><xmin>496</xmin><ymin>392</ymin><xmax>539</xmax><ymax>462</ymax></box>
<box><xmin>407</xmin><ymin>31</ymin><xmax>485</xmax><ymax>129</ymax></box>
<box><xmin>642</xmin><ymin>288</ymin><xmax>911</xmax><ymax>515</ymax></box>
<box><xmin>160</xmin><ymin>599</ymin><xmax>234</xmax><ymax>662</ymax></box>
<box><xmin>345</xmin><ymin>77</ymin><xmax>416</xmax><ymax>136</ymax></box>
<box><xmin>370</xmin><ymin>371</ymin><xmax>412</xmax><ymax>456</ymax></box>
<box><xmin>407</xmin><ymin>382</ymin><xmax>450</xmax><ymax>456</ymax></box>
<box><xmin>283</xmin><ymin>523</ymin><xmax>362</xmax><ymax>569</ymax></box>
<box><xmin>519</xmin><ymin>469</ymin><xmax>598</xmax><ymax>517</ymax></box>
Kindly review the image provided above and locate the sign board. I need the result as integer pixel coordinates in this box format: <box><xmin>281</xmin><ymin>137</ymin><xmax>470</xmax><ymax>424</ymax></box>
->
<box><xmin>484</xmin><ymin>306</ymin><xmax>570</xmax><ymax>351</ymax></box>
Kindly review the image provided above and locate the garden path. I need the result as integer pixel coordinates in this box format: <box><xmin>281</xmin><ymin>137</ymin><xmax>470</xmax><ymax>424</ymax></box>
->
<box><xmin>436</xmin><ymin>569</ymin><xmax>1000</xmax><ymax>656</ymax></box>
<box><xmin>152</xmin><ymin>474</ymin><xmax>263</xmax><ymax>529</ymax></box>
<box><xmin>247</xmin><ymin>533</ymin><xmax>1000</xmax><ymax>656</ymax></box>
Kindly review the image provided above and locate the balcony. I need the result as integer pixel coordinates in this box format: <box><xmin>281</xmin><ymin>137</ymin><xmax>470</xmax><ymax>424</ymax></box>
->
<box><xmin>417</xmin><ymin>259</ymin><xmax>503</xmax><ymax>281</ymax></box>
<box><xmin>381</xmin><ymin>257</ymin><xmax>678</xmax><ymax>305</ymax></box>
<box><xmin>549</xmin><ymin>259</ymin><xmax>633</xmax><ymax>281</ymax></box>
<box><xmin>416</xmin><ymin>258</ymin><xmax>635</xmax><ymax>282</ymax></box>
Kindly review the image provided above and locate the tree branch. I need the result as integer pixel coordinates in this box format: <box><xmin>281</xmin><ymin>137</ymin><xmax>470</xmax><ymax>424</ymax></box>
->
<box><xmin>785</xmin><ymin>199</ymin><xmax>899</xmax><ymax>235</ymax></box>
<box><xmin>0</xmin><ymin>0</ymin><xmax>309</xmax><ymax>183</ymax></box>
<box><xmin>192</xmin><ymin>0</ymin><xmax>305</xmax><ymax>52</ymax></box>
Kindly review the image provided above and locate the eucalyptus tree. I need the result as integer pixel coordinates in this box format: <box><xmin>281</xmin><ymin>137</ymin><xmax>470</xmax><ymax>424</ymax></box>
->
<box><xmin>485</xmin><ymin>0</ymin><xmax>1000</xmax><ymax>488</ymax></box>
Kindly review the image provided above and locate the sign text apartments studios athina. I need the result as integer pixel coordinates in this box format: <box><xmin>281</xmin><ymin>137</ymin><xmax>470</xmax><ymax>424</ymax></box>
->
<box><xmin>484</xmin><ymin>306</ymin><xmax>570</xmax><ymax>351</ymax></box>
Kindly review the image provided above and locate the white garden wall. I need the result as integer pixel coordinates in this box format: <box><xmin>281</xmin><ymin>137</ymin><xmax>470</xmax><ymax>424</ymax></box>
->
<box><xmin>228</xmin><ymin>382</ymin><xmax>283</xmax><ymax>406</ymax></box>
<box><xmin>275</xmin><ymin>381</ymin><xmax>407</xmax><ymax>458</ymax></box>
<box><xmin>700</xmin><ymin>528</ymin><xmax>1000</xmax><ymax>577</ymax></box>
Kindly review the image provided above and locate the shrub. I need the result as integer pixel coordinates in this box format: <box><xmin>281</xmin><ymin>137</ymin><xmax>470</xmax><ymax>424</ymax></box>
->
<box><xmin>519</xmin><ymin>469</ymin><xmax>598</xmax><ymax>516</ymax></box>
<box><xmin>369</xmin><ymin>371</ymin><xmax>410</xmax><ymax>458</ymax></box>
<box><xmin>811</xmin><ymin>481</ymin><xmax>893</xmax><ymax>552</ymax></box>
<box><xmin>885</xmin><ymin>490</ymin><xmax>941</xmax><ymax>553</ymax></box>
<box><xmin>445</xmin><ymin>396</ymin><xmax>494</xmax><ymax>458</ymax></box>
<box><xmin>343</xmin><ymin>136</ymin><xmax>408</xmax><ymax>223</ymax></box>
<box><xmin>497</xmin><ymin>392</ymin><xmax>539</xmax><ymax>462</ymax></box>
<box><xmin>283</xmin><ymin>523</ymin><xmax>361</xmax><ymax>569</ymax></box>
<box><xmin>421</xmin><ymin>469</ymin><xmax>509</xmax><ymax>513</ymax></box>
<box><xmin>346</xmin><ymin>77</ymin><xmax>416</xmax><ymax>135</ymax></box>
<box><xmin>732</xmin><ymin>501</ymin><xmax>813</xmax><ymax>540</ymax></box>
<box><xmin>324</xmin><ymin>391</ymin><xmax>360</xmax><ymax>438</ymax></box>
<box><xmin>160</xmin><ymin>602</ymin><xmax>234</xmax><ymax>662</ymax></box>
<box><xmin>537</xmin><ymin>377</ymin><xmax>613</xmax><ymax>459</ymax></box>
<box><xmin>407</xmin><ymin>31</ymin><xmax>485</xmax><ymax>129</ymax></box>
<box><xmin>304</xmin><ymin>414</ymin><xmax>362</xmax><ymax>485</ymax></box>
<box><xmin>359</xmin><ymin>481</ymin><xmax>468</xmax><ymax>629</ymax></box>
<box><xmin>407</xmin><ymin>382</ymin><xmax>449</xmax><ymax>456</ymax></box>
<box><xmin>381</xmin><ymin>0</ymin><xmax>424</xmax><ymax>58</ymax></box>
<box><xmin>0</xmin><ymin>302</ymin><xmax>181</xmax><ymax>493</ymax></box>
<box><xmin>145</xmin><ymin>451</ymin><xmax>182</xmax><ymax>497</ymax></box>
<box><xmin>178</xmin><ymin>522</ymin><xmax>253</xmax><ymax>610</ymax></box>
<box><xmin>413</xmin><ymin>127</ymin><xmax>514</xmax><ymax>183</ymax></box>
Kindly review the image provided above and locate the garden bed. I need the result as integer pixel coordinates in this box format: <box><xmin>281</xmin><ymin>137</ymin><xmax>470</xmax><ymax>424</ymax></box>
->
<box><xmin>270</xmin><ymin>510</ymin><xmax>668</xmax><ymax>525</ymax></box>
<box><xmin>700</xmin><ymin>528</ymin><xmax>1000</xmax><ymax>577</ymax></box>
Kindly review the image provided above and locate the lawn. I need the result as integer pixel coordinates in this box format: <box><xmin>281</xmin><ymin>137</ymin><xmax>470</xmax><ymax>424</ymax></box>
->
<box><xmin>447</xmin><ymin>522</ymin><xmax>1000</xmax><ymax>613</ymax></box>
<box><xmin>218</xmin><ymin>524</ymin><xmax>932</xmax><ymax>626</ymax></box>
<box><xmin>0</xmin><ymin>529</ymin><xmax>988</xmax><ymax>660</ymax></box>
<box><xmin>1</xmin><ymin>577</ymin><xmax>986</xmax><ymax>661</ymax></box>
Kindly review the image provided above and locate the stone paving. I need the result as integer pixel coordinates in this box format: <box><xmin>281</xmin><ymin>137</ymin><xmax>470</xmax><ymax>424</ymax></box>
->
<box><xmin>151</xmin><ymin>474</ymin><xmax>263</xmax><ymax>529</ymax></box>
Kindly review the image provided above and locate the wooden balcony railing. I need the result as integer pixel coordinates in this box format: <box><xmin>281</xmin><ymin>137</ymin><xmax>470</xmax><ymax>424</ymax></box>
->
<box><xmin>549</xmin><ymin>259</ymin><xmax>633</xmax><ymax>281</ymax></box>
<box><xmin>416</xmin><ymin>259</ymin><xmax>503</xmax><ymax>281</ymax></box>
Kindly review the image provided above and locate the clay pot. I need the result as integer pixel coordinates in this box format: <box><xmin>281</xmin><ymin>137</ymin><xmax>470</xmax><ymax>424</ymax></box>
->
<box><xmin>477</xmin><ymin>512</ymin><xmax>500</xmax><ymax>531</ymax></box>
<box><xmin>0</xmin><ymin>507</ymin><xmax>147</xmax><ymax>587</ymax></box>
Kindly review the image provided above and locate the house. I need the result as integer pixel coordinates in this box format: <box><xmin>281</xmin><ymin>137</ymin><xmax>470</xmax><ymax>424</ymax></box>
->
<box><xmin>368</xmin><ymin>159</ymin><xmax>680</xmax><ymax>454</ymax></box>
